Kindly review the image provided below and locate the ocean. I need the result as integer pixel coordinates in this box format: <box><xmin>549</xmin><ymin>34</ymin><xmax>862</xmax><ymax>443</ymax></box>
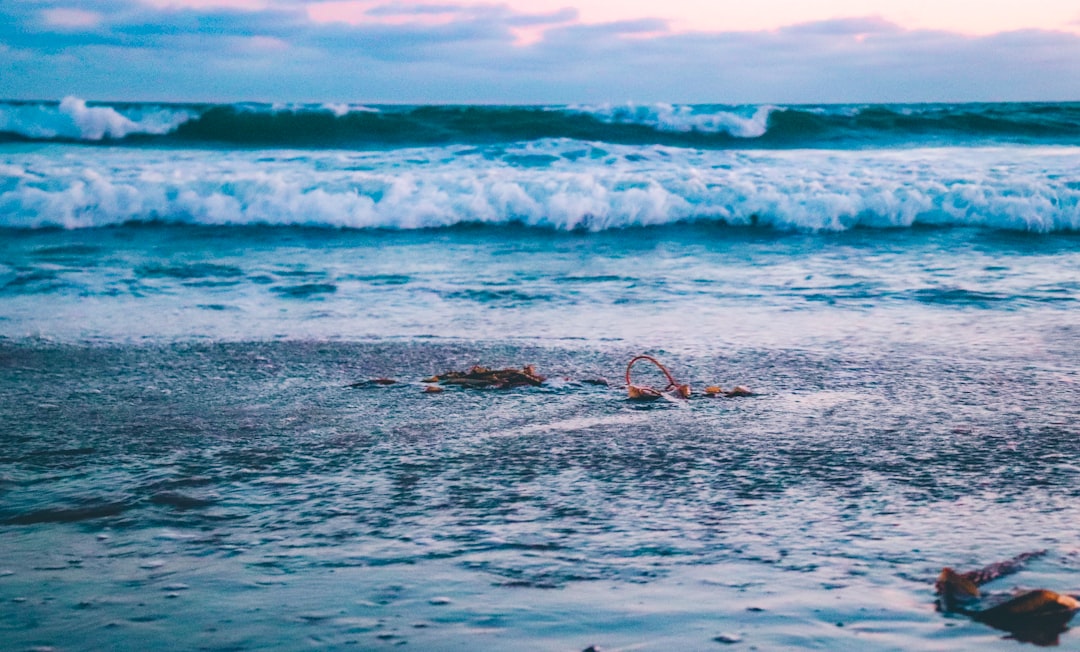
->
<box><xmin>1</xmin><ymin>98</ymin><xmax>1079</xmax><ymax>650</ymax></box>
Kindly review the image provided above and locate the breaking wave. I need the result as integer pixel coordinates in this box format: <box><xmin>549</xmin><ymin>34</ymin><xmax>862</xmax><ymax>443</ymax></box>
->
<box><xmin>1</xmin><ymin>142</ymin><xmax>1077</xmax><ymax>233</ymax></box>
<box><xmin>2</xmin><ymin>99</ymin><xmax>1080</xmax><ymax>148</ymax></box>
<box><xmin>563</xmin><ymin>103</ymin><xmax>775</xmax><ymax>138</ymax></box>
<box><xmin>0</xmin><ymin>97</ymin><xmax>195</xmax><ymax>141</ymax></box>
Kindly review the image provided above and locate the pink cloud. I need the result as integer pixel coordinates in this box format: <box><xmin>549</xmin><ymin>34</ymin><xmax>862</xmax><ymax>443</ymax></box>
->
<box><xmin>307</xmin><ymin>1</ymin><xmax>386</xmax><ymax>26</ymax></box>
<box><xmin>328</xmin><ymin>0</ymin><xmax>1080</xmax><ymax>36</ymax></box>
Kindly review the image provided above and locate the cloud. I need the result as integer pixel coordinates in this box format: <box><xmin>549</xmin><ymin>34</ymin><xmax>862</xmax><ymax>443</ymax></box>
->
<box><xmin>307</xmin><ymin>1</ymin><xmax>576</xmax><ymax>35</ymax></box>
<box><xmin>552</xmin><ymin>17</ymin><xmax>669</xmax><ymax>37</ymax></box>
<box><xmin>779</xmin><ymin>16</ymin><xmax>900</xmax><ymax>36</ymax></box>
<box><xmin>360</xmin><ymin>2</ymin><xmax>573</xmax><ymax>22</ymax></box>
<box><xmin>1</xmin><ymin>0</ymin><xmax>1079</xmax><ymax>103</ymax></box>
<box><xmin>41</xmin><ymin>8</ymin><xmax>104</xmax><ymax>29</ymax></box>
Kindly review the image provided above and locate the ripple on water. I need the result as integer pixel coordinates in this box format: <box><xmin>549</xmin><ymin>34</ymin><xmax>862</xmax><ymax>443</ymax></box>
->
<box><xmin>136</xmin><ymin>263</ymin><xmax>243</xmax><ymax>280</ymax></box>
<box><xmin>444</xmin><ymin>288</ymin><xmax>553</xmax><ymax>305</ymax></box>
<box><xmin>270</xmin><ymin>283</ymin><xmax>337</xmax><ymax>298</ymax></box>
<box><xmin>1</xmin><ymin>269</ymin><xmax>67</xmax><ymax>295</ymax></box>
<box><xmin>4</xmin><ymin>501</ymin><xmax>131</xmax><ymax>525</ymax></box>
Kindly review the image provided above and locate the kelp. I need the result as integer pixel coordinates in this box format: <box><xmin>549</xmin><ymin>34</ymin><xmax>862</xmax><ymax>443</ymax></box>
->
<box><xmin>424</xmin><ymin>365</ymin><xmax>546</xmax><ymax>389</ymax></box>
<box><xmin>936</xmin><ymin>551</ymin><xmax>1080</xmax><ymax>645</ymax></box>
<box><xmin>625</xmin><ymin>355</ymin><xmax>691</xmax><ymax>401</ymax></box>
<box><xmin>704</xmin><ymin>385</ymin><xmax>755</xmax><ymax>398</ymax></box>
<box><xmin>625</xmin><ymin>355</ymin><xmax>755</xmax><ymax>401</ymax></box>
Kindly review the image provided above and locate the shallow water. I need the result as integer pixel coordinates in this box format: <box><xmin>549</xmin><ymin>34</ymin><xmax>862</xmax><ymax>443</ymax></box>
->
<box><xmin>2</xmin><ymin>224</ymin><xmax>1078</xmax><ymax>351</ymax></box>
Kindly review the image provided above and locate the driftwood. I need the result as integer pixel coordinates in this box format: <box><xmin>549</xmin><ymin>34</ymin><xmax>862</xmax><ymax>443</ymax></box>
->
<box><xmin>424</xmin><ymin>365</ymin><xmax>546</xmax><ymax>390</ymax></box>
<box><xmin>936</xmin><ymin>551</ymin><xmax>1080</xmax><ymax>645</ymax></box>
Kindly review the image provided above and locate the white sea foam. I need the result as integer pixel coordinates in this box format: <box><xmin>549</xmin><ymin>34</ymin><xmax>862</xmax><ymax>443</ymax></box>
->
<box><xmin>563</xmin><ymin>103</ymin><xmax>776</xmax><ymax>138</ymax></box>
<box><xmin>320</xmin><ymin>103</ymin><xmax>381</xmax><ymax>117</ymax></box>
<box><xmin>1</xmin><ymin>142</ymin><xmax>1078</xmax><ymax>232</ymax></box>
<box><xmin>262</xmin><ymin>102</ymin><xmax>381</xmax><ymax>116</ymax></box>
<box><xmin>0</xmin><ymin>97</ymin><xmax>193</xmax><ymax>141</ymax></box>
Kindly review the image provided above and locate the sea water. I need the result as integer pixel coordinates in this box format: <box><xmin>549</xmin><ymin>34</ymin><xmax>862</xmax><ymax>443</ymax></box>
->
<box><xmin>1</xmin><ymin>100</ymin><xmax>1079</xmax><ymax>650</ymax></box>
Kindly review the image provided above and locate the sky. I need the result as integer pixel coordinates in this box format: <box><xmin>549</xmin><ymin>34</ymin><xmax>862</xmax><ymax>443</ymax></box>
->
<box><xmin>2</xmin><ymin>0</ymin><xmax>1079</xmax><ymax>103</ymax></box>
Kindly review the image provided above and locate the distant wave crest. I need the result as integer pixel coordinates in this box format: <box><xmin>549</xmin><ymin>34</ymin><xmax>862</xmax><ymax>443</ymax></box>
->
<box><xmin>3</xmin><ymin>99</ymin><xmax>1080</xmax><ymax>148</ymax></box>
<box><xmin>563</xmin><ymin>103</ymin><xmax>775</xmax><ymax>138</ymax></box>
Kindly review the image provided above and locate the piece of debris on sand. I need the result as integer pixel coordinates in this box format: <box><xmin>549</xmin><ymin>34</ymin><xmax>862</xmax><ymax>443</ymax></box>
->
<box><xmin>936</xmin><ymin>550</ymin><xmax>1080</xmax><ymax>645</ymax></box>
<box><xmin>703</xmin><ymin>385</ymin><xmax>755</xmax><ymax>398</ymax></box>
<box><xmin>625</xmin><ymin>355</ymin><xmax>755</xmax><ymax>401</ymax></box>
<box><xmin>424</xmin><ymin>365</ymin><xmax>546</xmax><ymax>390</ymax></box>
<box><xmin>625</xmin><ymin>355</ymin><xmax>691</xmax><ymax>401</ymax></box>
<box><xmin>347</xmin><ymin>378</ymin><xmax>398</xmax><ymax>388</ymax></box>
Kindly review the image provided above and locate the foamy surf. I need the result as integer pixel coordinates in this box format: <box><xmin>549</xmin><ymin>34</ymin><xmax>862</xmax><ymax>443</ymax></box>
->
<box><xmin>2</xmin><ymin>143</ymin><xmax>1077</xmax><ymax>232</ymax></box>
<box><xmin>562</xmin><ymin>103</ymin><xmax>776</xmax><ymax>137</ymax></box>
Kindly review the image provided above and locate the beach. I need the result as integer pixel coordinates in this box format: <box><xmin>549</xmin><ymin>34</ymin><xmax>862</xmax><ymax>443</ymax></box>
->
<box><xmin>2</xmin><ymin>100</ymin><xmax>1080</xmax><ymax>650</ymax></box>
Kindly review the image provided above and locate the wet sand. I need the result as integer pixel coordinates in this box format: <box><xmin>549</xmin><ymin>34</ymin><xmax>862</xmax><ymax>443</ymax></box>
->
<box><xmin>2</xmin><ymin>339</ymin><xmax>1078</xmax><ymax>649</ymax></box>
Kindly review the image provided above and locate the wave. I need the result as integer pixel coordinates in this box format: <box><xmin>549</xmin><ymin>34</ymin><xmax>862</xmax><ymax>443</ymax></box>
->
<box><xmin>2</xmin><ymin>142</ymin><xmax>1078</xmax><ymax>233</ymax></box>
<box><xmin>0</xmin><ymin>97</ymin><xmax>195</xmax><ymax>141</ymax></box>
<box><xmin>2</xmin><ymin>99</ymin><xmax>1080</xmax><ymax>149</ymax></box>
<box><xmin>564</xmin><ymin>103</ymin><xmax>775</xmax><ymax>138</ymax></box>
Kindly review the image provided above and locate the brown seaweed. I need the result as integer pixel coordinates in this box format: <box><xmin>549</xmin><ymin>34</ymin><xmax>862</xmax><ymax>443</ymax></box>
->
<box><xmin>936</xmin><ymin>551</ymin><xmax>1079</xmax><ymax>645</ymax></box>
<box><xmin>625</xmin><ymin>355</ymin><xmax>690</xmax><ymax>401</ymax></box>
<box><xmin>425</xmin><ymin>365</ymin><xmax>546</xmax><ymax>390</ymax></box>
<box><xmin>704</xmin><ymin>385</ymin><xmax>755</xmax><ymax>398</ymax></box>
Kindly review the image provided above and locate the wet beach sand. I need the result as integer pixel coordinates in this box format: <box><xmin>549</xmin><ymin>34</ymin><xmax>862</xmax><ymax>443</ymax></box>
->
<box><xmin>2</xmin><ymin>337</ymin><xmax>1078</xmax><ymax>650</ymax></box>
